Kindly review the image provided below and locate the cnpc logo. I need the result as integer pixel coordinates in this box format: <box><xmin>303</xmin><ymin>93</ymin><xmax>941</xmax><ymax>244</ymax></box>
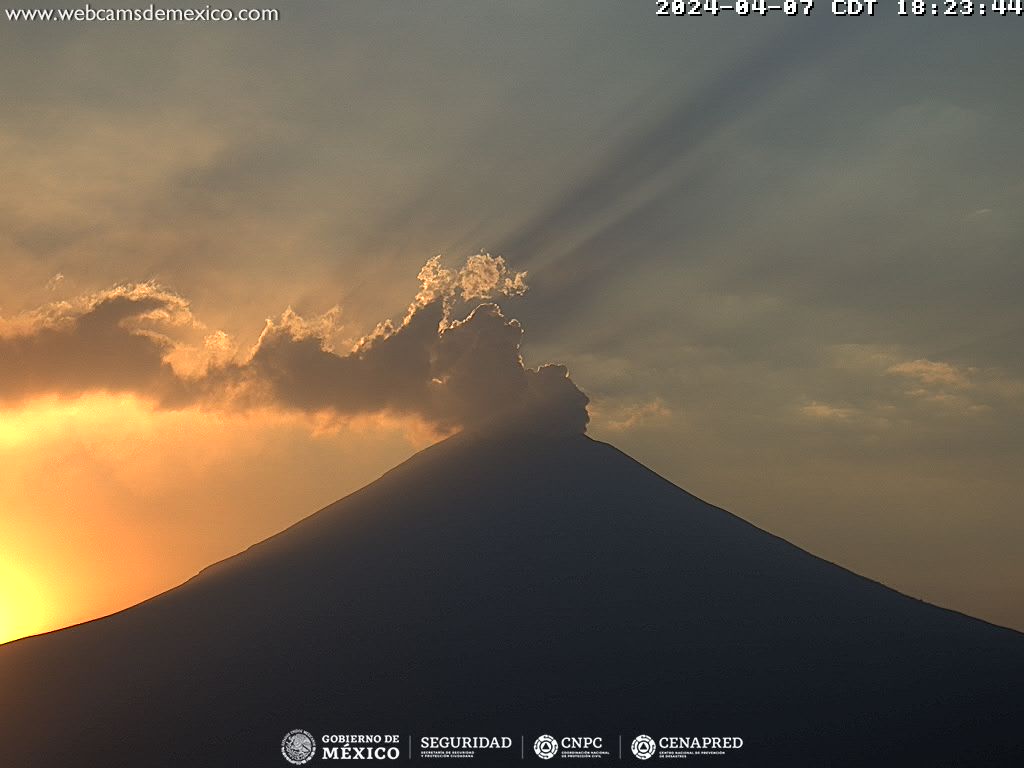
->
<box><xmin>534</xmin><ymin>735</ymin><xmax>604</xmax><ymax>759</ymax></box>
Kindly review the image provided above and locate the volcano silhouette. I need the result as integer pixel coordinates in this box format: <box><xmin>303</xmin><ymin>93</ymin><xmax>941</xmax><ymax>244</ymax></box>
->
<box><xmin>1</xmin><ymin>433</ymin><xmax>1022</xmax><ymax>766</ymax></box>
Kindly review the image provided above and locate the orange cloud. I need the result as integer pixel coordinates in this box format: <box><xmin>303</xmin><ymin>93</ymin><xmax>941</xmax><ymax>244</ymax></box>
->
<box><xmin>886</xmin><ymin>358</ymin><xmax>973</xmax><ymax>389</ymax></box>
<box><xmin>0</xmin><ymin>255</ymin><xmax>588</xmax><ymax>437</ymax></box>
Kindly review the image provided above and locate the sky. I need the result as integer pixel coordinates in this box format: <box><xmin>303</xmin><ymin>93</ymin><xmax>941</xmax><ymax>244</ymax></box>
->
<box><xmin>1</xmin><ymin>2</ymin><xmax>1023</xmax><ymax>643</ymax></box>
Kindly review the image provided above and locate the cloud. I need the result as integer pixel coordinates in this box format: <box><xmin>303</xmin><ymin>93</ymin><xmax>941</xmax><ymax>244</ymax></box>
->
<box><xmin>800</xmin><ymin>402</ymin><xmax>858</xmax><ymax>423</ymax></box>
<box><xmin>790</xmin><ymin>347</ymin><xmax>1024</xmax><ymax>436</ymax></box>
<box><xmin>887</xmin><ymin>359</ymin><xmax>972</xmax><ymax>389</ymax></box>
<box><xmin>592</xmin><ymin>398</ymin><xmax>673</xmax><ymax>432</ymax></box>
<box><xmin>0</xmin><ymin>255</ymin><xmax>589</xmax><ymax>436</ymax></box>
<box><xmin>0</xmin><ymin>284</ymin><xmax>192</xmax><ymax>406</ymax></box>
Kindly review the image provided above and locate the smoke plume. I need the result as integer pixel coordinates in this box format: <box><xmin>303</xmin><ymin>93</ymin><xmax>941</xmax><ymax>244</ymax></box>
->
<box><xmin>0</xmin><ymin>255</ymin><xmax>589</xmax><ymax>436</ymax></box>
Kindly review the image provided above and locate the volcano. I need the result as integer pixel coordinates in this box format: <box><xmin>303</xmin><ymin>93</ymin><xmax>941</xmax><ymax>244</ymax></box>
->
<box><xmin>1</xmin><ymin>432</ymin><xmax>1022</xmax><ymax>766</ymax></box>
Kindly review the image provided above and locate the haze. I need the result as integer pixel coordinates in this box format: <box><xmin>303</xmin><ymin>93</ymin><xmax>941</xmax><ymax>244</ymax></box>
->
<box><xmin>1</xmin><ymin>4</ymin><xmax>1022</xmax><ymax>643</ymax></box>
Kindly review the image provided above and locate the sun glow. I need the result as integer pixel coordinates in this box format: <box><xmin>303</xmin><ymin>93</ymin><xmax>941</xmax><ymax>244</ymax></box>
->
<box><xmin>0</xmin><ymin>392</ymin><xmax>418</xmax><ymax>644</ymax></box>
<box><xmin>0</xmin><ymin>560</ymin><xmax>51</xmax><ymax>645</ymax></box>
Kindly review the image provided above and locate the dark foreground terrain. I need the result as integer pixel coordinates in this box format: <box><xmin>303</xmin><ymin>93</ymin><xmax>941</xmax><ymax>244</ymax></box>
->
<box><xmin>1</xmin><ymin>433</ymin><xmax>1021</xmax><ymax>766</ymax></box>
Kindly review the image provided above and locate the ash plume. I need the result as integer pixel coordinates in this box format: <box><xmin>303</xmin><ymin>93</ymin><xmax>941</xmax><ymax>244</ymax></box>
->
<box><xmin>0</xmin><ymin>254</ymin><xmax>589</xmax><ymax>436</ymax></box>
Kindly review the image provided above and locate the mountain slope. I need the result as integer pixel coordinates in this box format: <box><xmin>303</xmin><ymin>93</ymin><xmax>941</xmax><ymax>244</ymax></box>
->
<box><xmin>1</xmin><ymin>433</ymin><xmax>1022</xmax><ymax>766</ymax></box>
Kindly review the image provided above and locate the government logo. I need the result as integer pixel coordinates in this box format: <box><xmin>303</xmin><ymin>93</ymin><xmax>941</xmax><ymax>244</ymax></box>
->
<box><xmin>282</xmin><ymin>729</ymin><xmax>316</xmax><ymax>765</ymax></box>
<box><xmin>631</xmin><ymin>734</ymin><xmax>656</xmax><ymax>760</ymax></box>
<box><xmin>534</xmin><ymin>734</ymin><xmax>559</xmax><ymax>759</ymax></box>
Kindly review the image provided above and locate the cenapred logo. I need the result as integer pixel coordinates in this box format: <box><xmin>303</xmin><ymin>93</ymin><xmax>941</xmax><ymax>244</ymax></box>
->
<box><xmin>282</xmin><ymin>729</ymin><xmax>317</xmax><ymax>765</ymax></box>
<box><xmin>534</xmin><ymin>734</ymin><xmax>559</xmax><ymax>759</ymax></box>
<box><xmin>631</xmin><ymin>734</ymin><xmax>656</xmax><ymax>760</ymax></box>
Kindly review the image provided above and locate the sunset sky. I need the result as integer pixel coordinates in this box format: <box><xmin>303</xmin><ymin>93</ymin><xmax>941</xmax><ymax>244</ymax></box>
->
<box><xmin>2</xmin><ymin>4</ymin><xmax>1023</xmax><ymax>644</ymax></box>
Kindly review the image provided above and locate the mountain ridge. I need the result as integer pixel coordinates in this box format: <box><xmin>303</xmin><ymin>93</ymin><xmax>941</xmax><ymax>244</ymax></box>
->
<box><xmin>1</xmin><ymin>432</ymin><xmax>1022</xmax><ymax>766</ymax></box>
<box><xmin>8</xmin><ymin>434</ymin><xmax>1020</xmax><ymax>645</ymax></box>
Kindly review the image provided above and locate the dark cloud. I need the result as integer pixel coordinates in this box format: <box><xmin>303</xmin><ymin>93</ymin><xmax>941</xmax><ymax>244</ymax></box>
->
<box><xmin>0</xmin><ymin>256</ymin><xmax>589</xmax><ymax>436</ymax></box>
<box><xmin>0</xmin><ymin>287</ymin><xmax>188</xmax><ymax>405</ymax></box>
